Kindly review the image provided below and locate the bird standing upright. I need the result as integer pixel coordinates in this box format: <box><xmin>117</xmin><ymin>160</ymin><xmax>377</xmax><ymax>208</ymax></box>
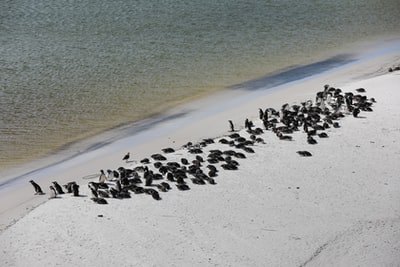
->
<box><xmin>99</xmin><ymin>170</ymin><xmax>107</xmax><ymax>183</ymax></box>
<box><xmin>29</xmin><ymin>180</ymin><xmax>44</xmax><ymax>195</ymax></box>
<box><xmin>49</xmin><ymin>185</ymin><xmax>57</xmax><ymax>199</ymax></box>
<box><xmin>52</xmin><ymin>181</ymin><xmax>65</xmax><ymax>194</ymax></box>
<box><xmin>71</xmin><ymin>183</ymin><xmax>80</xmax><ymax>197</ymax></box>
<box><xmin>228</xmin><ymin>120</ymin><xmax>234</xmax><ymax>132</ymax></box>
<box><xmin>122</xmin><ymin>152</ymin><xmax>130</xmax><ymax>163</ymax></box>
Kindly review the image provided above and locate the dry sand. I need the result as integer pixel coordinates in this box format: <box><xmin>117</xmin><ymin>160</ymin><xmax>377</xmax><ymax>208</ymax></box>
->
<box><xmin>1</xmin><ymin>42</ymin><xmax>400</xmax><ymax>266</ymax></box>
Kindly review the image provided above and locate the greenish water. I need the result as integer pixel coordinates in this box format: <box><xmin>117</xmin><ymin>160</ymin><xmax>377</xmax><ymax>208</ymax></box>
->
<box><xmin>1</xmin><ymin>0</ymin><xmax>400</xmax><ymax>171</ymax></box>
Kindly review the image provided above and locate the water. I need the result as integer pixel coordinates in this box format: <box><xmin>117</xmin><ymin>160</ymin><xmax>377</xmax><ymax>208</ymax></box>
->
<box><xmin>1</xmin><ymin>0</ymin><xmax>400</xmax><ymax>172</ymax></box>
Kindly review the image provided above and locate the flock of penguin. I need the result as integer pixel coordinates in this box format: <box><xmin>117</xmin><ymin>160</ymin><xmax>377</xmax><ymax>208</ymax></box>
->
<box><xmin>29</xmin><ymin>84</ymin><xmax>376</xmax><ymax>204</ymax></box>
<box><xmin>29</xmin><ymin>180</ymin><xmax>79</xmax><ymax>198</ymax></box>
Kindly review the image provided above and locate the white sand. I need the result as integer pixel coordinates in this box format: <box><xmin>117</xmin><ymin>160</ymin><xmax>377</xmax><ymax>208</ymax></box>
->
<box><xmin>1</xmin><ymin>43</ymin><xmax>400</xmax><ymax>266</ymax></box>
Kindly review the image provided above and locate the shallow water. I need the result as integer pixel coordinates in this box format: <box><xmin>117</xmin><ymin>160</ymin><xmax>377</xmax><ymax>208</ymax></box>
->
<box><xmin>1</xmin><ymin>0</ymin><xmax>400</xmax><ymax>171</ymax></box>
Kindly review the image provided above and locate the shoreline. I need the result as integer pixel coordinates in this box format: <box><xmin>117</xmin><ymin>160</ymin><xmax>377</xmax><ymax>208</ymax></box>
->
<box><xmin>1</xmin><ymin>41</ymin><xmax>400</xmax><ymax>265</ymax></box>
<box><xmin>2</xmin><ymin>38</ymin><xmax>400</xmax><ymax>184</ymax></box>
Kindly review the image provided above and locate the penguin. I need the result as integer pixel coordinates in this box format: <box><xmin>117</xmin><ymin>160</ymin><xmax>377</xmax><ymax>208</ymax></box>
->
<box><xmin>29</xmin><ymin>180</ymin><xmax>44</xmax><ymax>195</ymax></box>
<box><xmin>235</xmin><ymin>152</ymin><xmax>246</xmax><ymax>159</ymax></box>
<box><xmin>307</xmin><ymin>135</ymin><xmax>317</xmax><ymax>145</ymax></box>
<box><xmin>151</xmin><ymin>191</ymin><xmax>161</xmax><ymax>201</ymax></box>
<box><xmin>221</xmin><ymin>163</ymin><xmax>238</xmax><ymax>170</ymax></box>
<box><xmin>276</xmin><ymin>132</ymin><xmax>292</xmax><ymax>141</ymax></box>
<box><xmin>156</xmin><ymin>184</ymin><xmax>167</xmax><ymax>192</ymax></box>
<box><xmin>242</xmin><ymin>146</ymin><xmax>255</xmax><ymax>153</ymax></box>
<box><xmin>88</xmin><ymin>181</ymin><xmax>98</xmax><ymax>191</ymax></box>
<box><xmin>245</xmin><ymin>118</ymin><xmax>253</xmax><ymax>131</ymax></box>
<box><xmin>106</xmin><ymin>169</ymin><xmax>113</xmax><ymax>180</ymax></box>
<box><xmin>191</xmin><ymin>177</ymin><xmax>206</xmax><ymax>185</ymax></box>
<box><xmin>153</xmin><ymin>161</ymin><xmax>163</xmax><ymax>169</ymax></box>
<box><xmin>176</xmin><ymin>184</ymin><xmax>190</xmax><ymax>191</ymax></box>
<box><xmin>151</xmin><ymin>153</ymin><xmax>167</xmax><ymax>161</ymax></box>
<box><xmin>49</xmin><ymin>185</ymin><xmax>57</xmax><ymax>199</ymax></box>
<box><xmin>297</xmin><ymin>150</ymin><xmax>312</xmax><ymax>157</ymax></box>
<box><xmin>228</xmin><ymin>120</ymin><xmax>234</xmax><ymax>132</ymax></box>
<box><xmin>63</xmin><ymin>181</ymin><xmax>76</xmax><ymax>193</ymax></box>
<box><xmin>90</xmin><ymin>187</ymin><xmax>98</xmax><ymax>198</ymax></box>
<box><xmin>318</xmin><ymin>132</ymin><xmax>328</xmax><ymax>138</ymax></box>
<box><xmin>160</xmin><ymin>182</ymin><xmax>171</xmax><ymax>191</ymax></box>
<box><xmin>205</xmin><ymin>177</ymin><xmax>216</xmax><ymax>185</ymax></box>
<box><xmin>159</xmin><ymin>165</ymin><xmax>168</xmax><ymax>175</ymax></box>
<box><xmin>196</xmin><ymin>155</ymin><xmax>204</xmax><ymax>162</ymax></box>
<box><xmin>140</xmin><ymin>158</ymin><xmax>150</xmax><ymax>164</ymax></box>
<box><xmin>91</xmin><ymin>197</ymin><xmax>108</xmax><ymax>204</ymax></box>
<box><xmin>109</xmin><ymin>187</ymin><xmax>119</xmax><ymax>198</ymax></box>
<box><xmin>166</xmin><ymin>172</ymin><xmax>175</xmax><ymax>182</ymax></box>
<box><xmin>162</xmin><ymin>147</ymin><xmax>175</xmax><ymax>153</ymax></box>
<box><xmin>99</xmin><ymin>170</ymin><xmax>107</xmax><ymax>183</ymax></box>
<box><xmin>52</xmin><ymin>181</ymin><xmax>65</xmax><ymax>194</ymax></box>
<box><xmin>71</xmin><ymin>183</ymin><xmax>80</xmax><ymax>197</ymax></box>
<box><xmin>115</xmin><ymin>180</ymin><xmax>122</xmax><ymax>192</ymax></box>
<box><xmin>176</xmin><ymin>176</ymin><xmax>185</xmax><ymax>185</ymax></box>
<box><xmin>97</xmin><ymin>189</ymin><xmax>110</xmax><ymax>198</ymax></box>
<box><xmin>122</xmin><ymin>152</ymin><xmax>130</xmax><ymax>162</ymax></box>
<box><xmin>352</xmin><ymin>108</ymin><xmax>360</xmax><ymax>118</ymax></box>
<box><xmin>144</xmin><ymin>171</ymin><xmax>153</xmax><ymax>186</ymax></box>
<box><xmin>303</xmin><ymin>121</ymin><xmax>309</xmax><ymax>133</ymax></box>
<box><xmin>263</xmin><ymin>119</ymin><xmax>269</xmax><ymax>130</ymax></box>
<box><xmin>259</xmin><ymin>108</ymin><xmax>264</xmax><ymax>120</ymax></box>
<box><xmin>118</xmin><ymin>190</ymin><xmax>131</xmax><ymax>199</ymax></box>
<box><xmin>208</xmin><ymin>168</ymin><xmax>217</xmax><ymax>178</ymax></box>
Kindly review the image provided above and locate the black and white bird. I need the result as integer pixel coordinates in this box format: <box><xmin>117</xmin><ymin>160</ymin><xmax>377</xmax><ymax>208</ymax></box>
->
<box><xmin>49</xmin><ymin>185</ymin><xmax>57</xmax><ymax>199</ymax></box>
<box><xmin>122</xmin><ymin>152</ymin><xmax>130</xmax><ymax>162</ymax></box>
<box><xmin>71</xmin><ymin>183</ymin><xmax>80</xmax><ymax>197</ymax></box>
<box><xmin>228</xmin><ymin>120</ymin><xmax>234</xmax><ymax>132</ymax></box>
<box><xmin>52</xmin><ymin>181</ymin><xmax>65</xmax><ymax>194</ymax></box>
<box><xmin>352</xmin><ymin>108</ymin><xmax>360</xmax><ymax>118</ymax></box>
<box><xmin>29</xmin><ymin>180</ymin><xmax>44</xmax><ymax>195</ymax></box>
<box><xmin>99</xmin><ymin>169</ymin><xmax>107</xmax><ymax>183</ymax></box>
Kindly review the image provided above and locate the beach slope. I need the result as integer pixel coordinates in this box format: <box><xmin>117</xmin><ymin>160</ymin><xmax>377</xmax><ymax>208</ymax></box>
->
<box><xmin>1</xmin><ymin>49</ymin><xmax>400</xmax><ymax>266</ymax></box>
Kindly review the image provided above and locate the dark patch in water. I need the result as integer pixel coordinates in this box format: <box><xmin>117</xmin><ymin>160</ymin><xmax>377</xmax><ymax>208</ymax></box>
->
<box><xmin>230</xmin><ymin>54</ymin><xmax>356</xmax><ymax>91</ymax></box>
<box><xmin>123</xmin><ymin>111</ymin><xmax>189</xmax><ymax>137</ymax></box>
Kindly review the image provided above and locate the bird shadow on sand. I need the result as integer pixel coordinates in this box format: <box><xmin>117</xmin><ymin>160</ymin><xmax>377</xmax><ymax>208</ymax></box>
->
<box><xmin>73</xmin><ymin>194</ymin><xmax>88</xmax><ymax>198</ymax></box>
<box><xmin>52</xmin><ymin>194</ymin><xmax>88</xmax><ymax>198</ymax></box>
<box><xmin>49</xmin><ymin>196</ymin><xmax>63</xmax><ymax>200</ymax></box>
